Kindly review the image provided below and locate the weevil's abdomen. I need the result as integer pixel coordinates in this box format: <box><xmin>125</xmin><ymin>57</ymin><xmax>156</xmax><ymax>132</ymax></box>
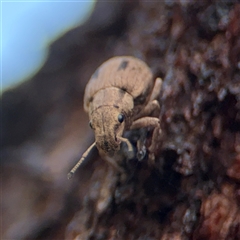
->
<box><xmin>84</xmin><ymin>56</ymin><xmax>153</xmax><ymax>113</ymax></box>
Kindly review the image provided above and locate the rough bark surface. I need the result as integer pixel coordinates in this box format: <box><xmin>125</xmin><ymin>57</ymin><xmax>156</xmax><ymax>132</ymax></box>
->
<box><xmin>1</xmin><ymin>1</ymin><xmax>240</xmax><ymax>240</ymax></box>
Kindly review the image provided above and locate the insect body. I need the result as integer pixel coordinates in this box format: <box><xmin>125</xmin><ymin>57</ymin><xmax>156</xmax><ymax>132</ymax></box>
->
<box><xmin>68</xmin><ymin>56</ymin><xmax>162</xmax><ymax>179</ymax></box>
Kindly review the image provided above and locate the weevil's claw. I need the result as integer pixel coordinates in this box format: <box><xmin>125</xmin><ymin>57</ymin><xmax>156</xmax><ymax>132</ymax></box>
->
<box><xmin>137</xmin><ymin>146</ymin><xmax>146</xmax><ymax>161</ymax></box>
<box><xmin>67</xmin><ymin>172</ymin><xmax>74</xmax><ymax>180</ymax></box>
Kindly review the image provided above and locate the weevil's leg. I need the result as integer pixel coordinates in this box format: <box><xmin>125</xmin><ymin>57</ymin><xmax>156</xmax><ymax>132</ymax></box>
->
<box><xmin>136</xmin><ymin>129</ymin><xmax>147</xmax><ymax>161</ymax></box>
<box><xmin>117</xmin><ymin>136</ymin><xmax>135</xmax><ymax>160</ymax></box>
<box><xmin>148</xmin><ymin>124</ymin><xmax>162</xmax><ymax>162</ymax></box>
<box><xmin>149</xmin><ymin>77</ymin><xmax>163</xmax><ymax>102</ymax></box>
<box><xmin>68</xmin><ymin>142</ymin><xmax>96</xmax><ymax>179</ymax></box>
<box><xmin>130</xmin><ymin>117</ymin><xmax>160</xmax><ymax>130</ymax></box>
<box><xmin>118</xmin><ymin>136</ymin><xmax>134</xmax><ymax>155</ymax></box>
<box><xmin>131</xmin><ymin>117</ymin><xmax>161</xmax><ymax>162</ymax></box>
<box><xmin>134</xmin><ymin>100</ymin><xmax>160</xmax><ymax>120</ymax></box>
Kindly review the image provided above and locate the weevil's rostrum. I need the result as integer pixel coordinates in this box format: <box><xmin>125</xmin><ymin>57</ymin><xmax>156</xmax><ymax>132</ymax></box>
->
<box><xmin>68</xmin><ymin>56</ymin><xmax>162</xmax><ymax>178</ymax></box>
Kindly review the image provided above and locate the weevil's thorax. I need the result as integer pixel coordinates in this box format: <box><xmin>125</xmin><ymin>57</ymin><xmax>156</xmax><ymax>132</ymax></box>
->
<box><xmin>89</xmin><ymin>88</ymin><xmax>134</xmax><ymax>155</ymax></box>
<box><xmin>89</xmin><ymin>87</ymin><xmax>134</xmax><ymax>127</ymax></box>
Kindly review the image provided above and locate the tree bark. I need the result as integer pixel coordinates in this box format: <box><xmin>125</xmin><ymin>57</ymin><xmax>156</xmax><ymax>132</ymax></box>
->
<box><xmin>2</xmin><ymin>1</ymin><xmax>240</xmax><ymax>239</ymax></box>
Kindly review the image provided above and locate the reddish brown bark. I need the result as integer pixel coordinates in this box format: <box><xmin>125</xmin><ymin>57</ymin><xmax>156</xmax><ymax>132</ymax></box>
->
<box><xmin>2</xmin><ymin>1</ymin><xmax>240</xmax><ymax>239</ymax></box>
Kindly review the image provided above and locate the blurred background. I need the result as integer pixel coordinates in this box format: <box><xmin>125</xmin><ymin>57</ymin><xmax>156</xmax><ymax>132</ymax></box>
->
<box><xmin>2</xmin><ymin>1</ymin><xmax>96</xmax><ymax>90</ymax></box>
<box><xmin>1</xmin><ymin>1</ymin><xmax>240</xmax><ymax>239</ymax></box>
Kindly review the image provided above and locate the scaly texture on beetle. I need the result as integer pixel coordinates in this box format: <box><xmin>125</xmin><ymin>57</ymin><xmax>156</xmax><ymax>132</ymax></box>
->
<box><xmin>68</xmin><ymin>56</ymin><xmax>162</xmax><ymax>178</ymax></box>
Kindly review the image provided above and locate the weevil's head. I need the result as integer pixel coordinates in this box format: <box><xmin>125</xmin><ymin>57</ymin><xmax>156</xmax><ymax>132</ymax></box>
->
<box><xmin>89</xmin><ymin>106</ymin><xmax>129</xmax><ymax>155</ymax></box>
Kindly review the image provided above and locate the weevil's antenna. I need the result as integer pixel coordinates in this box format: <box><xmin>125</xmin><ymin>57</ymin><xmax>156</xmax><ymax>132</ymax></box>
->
<box><xmin>68</xmin><ymin>142</ymin><xmax>96</xmax><ymax>179</ymax></box>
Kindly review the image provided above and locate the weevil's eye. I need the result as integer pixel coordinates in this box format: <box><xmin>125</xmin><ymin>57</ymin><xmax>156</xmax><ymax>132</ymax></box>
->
<box><xmin>89</xmin><ymin>121</ymin><xmax>93</xmax><ymax>129</ymax></box>
<box><xmin>118</xmin><ymin>114</ymin><xmax>124</xmax><ymax>123</ymax></box>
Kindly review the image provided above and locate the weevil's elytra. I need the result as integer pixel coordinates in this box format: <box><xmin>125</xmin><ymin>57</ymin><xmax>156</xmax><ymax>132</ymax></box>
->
<box><xmin>84</xmin><ymin>56</ymin><xmax>154</xmax><ymax>112</ymax></box>
<box><xmin>68</xmin><ymin>56</ymin><xmax>162</xmax><ymax>179</ymax></box>
<box><xmin>117</xmin><ymin>60</ymin><xmax>129</xmax><ymax>71</ymax></box>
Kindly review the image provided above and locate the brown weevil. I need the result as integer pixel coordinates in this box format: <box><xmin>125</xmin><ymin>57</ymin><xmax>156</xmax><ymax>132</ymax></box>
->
<box><xmin>68</xmin><ymin>56</ymin><xmax>162</xmax><ymax>179</ymax></box>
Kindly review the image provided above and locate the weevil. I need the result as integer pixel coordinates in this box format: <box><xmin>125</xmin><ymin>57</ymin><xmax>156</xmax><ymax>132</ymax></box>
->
<box><xmin>68</xmin><ymin>56</ymin><xmax>162</xmax><ymax>179</ymax></box>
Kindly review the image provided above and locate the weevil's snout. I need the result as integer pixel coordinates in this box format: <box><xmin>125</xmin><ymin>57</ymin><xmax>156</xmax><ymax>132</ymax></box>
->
<box><xmin>96</xmin><ymin>135</ymin><xmax>120</xmax><ymax>154</ymax></box>
<box><xmin>89</xmin><ymin>107</ymin><xmax>127</xmax><ymax>154</ymax></box>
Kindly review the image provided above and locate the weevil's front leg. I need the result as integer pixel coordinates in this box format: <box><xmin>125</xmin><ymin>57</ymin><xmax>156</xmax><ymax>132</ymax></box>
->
<box><xmin>118</xmin><ymin>136</ymin><xmax>135</xmax><ymax>161</ymax></box>
<box><xmin>136</xmin><ymin>129</ymin><xmax>148</xmax><ymax>161</ymax></box>
<box><xmin>130</xmin><ymin>117</ymin><xmax>161</xmax><ymax>162</ymax></box>
<box><xmin>118</xmin><ymin>136</ymin><xmax>134</xmax><ymax>155</ymax></box>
